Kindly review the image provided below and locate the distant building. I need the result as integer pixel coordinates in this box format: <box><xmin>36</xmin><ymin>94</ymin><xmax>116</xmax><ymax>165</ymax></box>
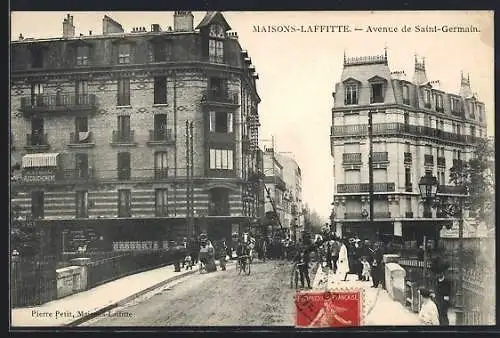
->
<box><xmin>275</xmin><ymin>153</ymin><xmax>303</xmax><ymax>240</ymax></box>
<box><xmin>330</xmin><ymin>51</ymin><xmax>487</xmax><ymax>243</ymax></box>
<box><xmin>10</xmin><ymin>11</ymin><xmax>262</xmax><ymax>252</ymax></box>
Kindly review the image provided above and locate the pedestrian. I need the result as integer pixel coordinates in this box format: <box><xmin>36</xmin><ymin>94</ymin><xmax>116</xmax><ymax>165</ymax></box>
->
<box><xmin>435</xmin><ymin>272</ymin><xmax>451</xmax><ymax>325</ymax></box>
<box><xmin>418</xmin><ymin>287</ymin><xmax>440</xmax><ymax>325</ymax></box>
<box><xmin>293</xmin><ymin>244</ymin><xmax>312</xmax><ymax>289</ymax></box>
<box><xmin>330</xmin><ymin>238</ymin><xmax>340</xmax><ymax>274</ymax></box>
<box><xmin>361</xmin><ymin>256</ymin><xmax>371</xmax><ymax>281</ymax></box>
<box><xmin>370</xmin><ymin>242</ymin><xmax>383</xmax><ymax>288</ymax></box>
<box><xmin>337</xmin><ymin>238</ymin><xmax>350</xmax><ymax>281</ymax></box>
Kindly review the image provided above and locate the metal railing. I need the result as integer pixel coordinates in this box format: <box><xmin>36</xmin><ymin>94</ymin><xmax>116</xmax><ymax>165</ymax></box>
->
<box><xmin>372</xmin><ymin>151</ymin><xmax>388</xmax><ymax>163</ymax></box>
<box><xmin>342</xmin><ymin>152</ymin><xmax>362</xmax><ymax>164</ymax></box>
<box><xmin>404</xmin><ymin>152</ymin><xmax>412</xmax><ymax>163</ymax></box>
<box><xmin>201</xmin><ymin>89</ymin><xmax>239</xmax><ymax>105</ymax></box>
<box><xmin>112</xmin><ymin>130</ymin><xmax>135</xmax><ymax>143</ymax></box>
<box><xmin>20</xmin><ymin>94</ymin><xmax>97</xmax><ymax>112</ymax></box>
<box><xmin>26</xmin><ymin>133</ymin><xmax>49</xmax><ymax>146</ymax></box>
<box><xmin>331</xmin><ymin>122</ymin><xmax>482</xmax><ymax>144</ymax></box>
<box><xmin>149</xmin><ymin>129</ymin><xmax>173</xmax><ymax>142</ymax></box>
<box><xmin>69</xmin><ymin>131</ymin><xmax>94</xmax><ymax>144</ymax></box>
<box><xmin>337</xmin><ymin>182</ymin><xmax>395</xmax><ymax>193</ymax></box>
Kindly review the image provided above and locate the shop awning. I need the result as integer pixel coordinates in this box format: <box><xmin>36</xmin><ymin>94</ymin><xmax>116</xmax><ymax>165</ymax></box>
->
<box><xmin>22</xmin><ymin>153</ymin><xmax>60</xmax><ymax>168</ymax></box>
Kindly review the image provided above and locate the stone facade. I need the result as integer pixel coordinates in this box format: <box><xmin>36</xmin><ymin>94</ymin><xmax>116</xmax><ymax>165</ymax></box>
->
<box><xmin>10</xmin><ymin>12</ymin><xmax>261</xmax><ymax>246</ymax></box>
<box><xmin>330</xmin><ymin>52</ymin><xmax>487</xmax><ymax>243</ymax></box>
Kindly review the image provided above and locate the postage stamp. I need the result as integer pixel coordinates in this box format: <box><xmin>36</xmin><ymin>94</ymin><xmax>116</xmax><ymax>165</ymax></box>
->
<box><xmin>295</xmin><ymin>289</ymin><xmax>364</xmax><ymax>328</ymax></box>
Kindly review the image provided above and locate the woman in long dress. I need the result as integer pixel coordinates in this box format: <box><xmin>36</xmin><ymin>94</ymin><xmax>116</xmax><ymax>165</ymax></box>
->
<box><xmin>336</xmin><ymin>239</ymin><xmax>350</xmax><ymax>281</ymax></box>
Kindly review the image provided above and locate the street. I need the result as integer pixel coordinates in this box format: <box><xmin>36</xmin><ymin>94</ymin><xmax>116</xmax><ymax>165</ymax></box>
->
<box><xmin>83</xmin><ymin>260</ymin><xmax>301</xmax><ymax>326</ymax></box>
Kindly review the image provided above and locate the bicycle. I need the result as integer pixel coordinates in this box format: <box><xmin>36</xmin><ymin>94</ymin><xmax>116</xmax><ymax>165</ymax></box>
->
<box><xmin>236</xmin><ymin>254</ymin><xmax>251</xmax><ymax>275</ymax></box>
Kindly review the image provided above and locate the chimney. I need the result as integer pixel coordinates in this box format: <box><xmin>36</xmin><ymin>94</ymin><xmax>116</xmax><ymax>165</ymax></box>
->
<box><xmin>103</xmin><ymin>15</ymin><xmax>124</xmax><ymax>35</ymax></box>
<box><xmin>18</xmin><ymin>34</ymin><xmax>24</xmax><ymax>41</ymax></box>
<box><xmin>390</xmin><ymin>71</ymin><xmax>407</xmax><ymax>81</ymax></box>
<box><xmin>429</xmin><ymin>80</ymin><xmax>441</xmax><ymax>91</ymax></box>
<box><xmin>62</xmin><ymin>14</ymin><xmax>75</xmax><ymax>38</ymax></box>
<box><xmin>174</xmin><ymin>11</ymin><xmax>194</xmax><ymax>32</ymax></box>
<box><xmin>459</xmin><ymin>71</ymin><xmax>473</xmax><ymax>98</ymax></box>
<box><xmin>151</xmin><ymin>24</ymin><xmax>161</xmax><ymax>32</ymax></box>
<box><xmin>412</xmin><ymin>55</ymin><xmax>429</xmax><ymax>85</ymax></box>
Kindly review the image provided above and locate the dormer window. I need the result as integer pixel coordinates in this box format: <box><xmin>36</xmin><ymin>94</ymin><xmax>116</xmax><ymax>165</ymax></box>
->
<box><xmin>423</xmin><ymin>89</ymin><xmax>431</xmax><ymax>108</ymax></box>
<box><xmin>76</xmin><ymin>46</ymin><xmax>90</xmax><ymax>66</ymax></box>
<box><xmin>434</xmin><ymin>93</ymin><xmax>444</xmax><ymax>112</ymax></box>
<box><xmin>149</xmin><ymin>39</ymin><xmax>172</xmax><ymax>62</ymax></box>
<box><xmin>470</xmin><ymin>102</ymin><xmax>476</xmax><ymax>118</ymax></box>
<box><xmin>118</xmin><ymin>44</ymin><xmax>131</xmax><ymax>64</ymax></box>
<box><xmin>208</xmin><ymin>24</ymin><xmax>225</xmax><ymax>63</ymax></box>
<box><xmin>402</xmin><ymin>84</ymin><xmax>410</xmax><ymax>105</ymax></box>
<box><xmin>451</xmin><ymin>97</ymin><xmax>461</xmax><ymax>113</ymax></box>
<box><xmin>368</xmin><ymin>76</ymin><xmax>386</xmax><ymax>104</ymax></box>
<box><xmin>344</xmin><ymin>84</ymin><xmax>358</xmax><ymax>105</ymax></box>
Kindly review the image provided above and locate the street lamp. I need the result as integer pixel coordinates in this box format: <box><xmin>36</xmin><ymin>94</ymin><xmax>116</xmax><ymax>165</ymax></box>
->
<box><xmin>418</xmin><ymin>172</ymin><xmax>438</xmax><ymax>287</ymax></box>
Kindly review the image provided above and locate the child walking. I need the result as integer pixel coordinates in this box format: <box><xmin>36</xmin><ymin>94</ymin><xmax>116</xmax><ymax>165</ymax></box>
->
<box><xmin>361</xmin><ymin>256</ymin><xmax>371</xmax><ymax>281</ymax></box>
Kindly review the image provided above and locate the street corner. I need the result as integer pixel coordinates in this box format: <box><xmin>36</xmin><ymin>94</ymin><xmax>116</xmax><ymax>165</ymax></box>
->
<box><xmin>294</xmin><ymin>289</ymin><xmax>363</xmax><ymax>328</ymax></box>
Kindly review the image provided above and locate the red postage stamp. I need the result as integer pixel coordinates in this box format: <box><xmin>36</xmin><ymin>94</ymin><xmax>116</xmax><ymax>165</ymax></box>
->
<box><xmin>295</xmin><ymin>289</ymin><xmax>363</xmax><ymax>327</ymax></box>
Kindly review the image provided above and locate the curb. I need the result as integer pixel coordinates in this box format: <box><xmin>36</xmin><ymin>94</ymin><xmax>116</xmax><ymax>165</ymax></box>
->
<box><xmin>65</xmin><ymin>267</ymin><xmax>199</xmax><ymax>327</ymax></box>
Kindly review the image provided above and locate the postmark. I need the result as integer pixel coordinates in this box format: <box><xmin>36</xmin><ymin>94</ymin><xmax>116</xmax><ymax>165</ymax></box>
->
<box><xmin>295</xmin><ymin>289</ymin><xmax>364</xmax><ymax>327</ymax></box>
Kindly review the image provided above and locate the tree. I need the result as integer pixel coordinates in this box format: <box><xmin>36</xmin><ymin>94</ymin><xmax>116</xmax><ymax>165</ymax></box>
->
<box><xmin>307</xmin><ymin>209</ymin><xmax>325</xmax><ymax>234</ymax></box>
<box><xmin>445</xmin><ymin>137</ymin><xmax>495</xmax><ymax>229</ymax></box>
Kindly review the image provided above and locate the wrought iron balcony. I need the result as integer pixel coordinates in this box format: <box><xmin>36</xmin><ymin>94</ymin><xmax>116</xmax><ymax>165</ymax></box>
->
<box><xmin>373</xmin><ymin>211</ymin><xmax>391</xmax><ymax>218</ymax></box>
<box><xmin>69</xmin><ymin>131</ymin><xmax>95</xmax><ymax>147</ymax></box>
<box><xmin>15</xmin><ymin>168</ymin><xmax>96</xmax><ymax>185</ymax></box>
<box><xmin>344</xmin><ymin>212</ymin><xmax>362</xmax><ymax>219</ymax></box>
<box><xmin>424</xmin><ymin>102</ymin><xmax>431</xmax><ymax>109</ymax></box>
<box><xmin>111</xmin><ymin>130</ymin><xmax>136</xmax><ymax>145</ymax></box>
<box><xmin>331</xmin><ymin>122</ymin><xmax>482</xmax><ymax>145</ymax></box>
<box><xmin>147</xmin><ymin>129</ymin><xmax>174</xmax><ymax>145</ymax></box>
<box><xmin>336</xmin><ymin>182</ymin><xmax>395</xmax><ymax>193</ymax></box>
<box><xmin>154</xmin><ymin>168</ymin><xmax>170</xmax><ymax>180</ymax></box>
<box><xmin>451</xmin><ymin>109</ymin><xmax>465</xmax><ymax>118</ymax></box>
<box><xmin>61</xmin><ymin>168</ymin><xmax>96</xmax><ymax>181</ymax></box>
<box><xmin>201</xmin><ymin>89</ymin><xmax>239</xmax><ymax>106</ymax></box>
<box><xmin>402</xmin><ymin>98</ymin><xmax>410</xmax><ymax>105</ymax></box>
<box><xmin>405</xmin><ymin>183</ymin><xmax>413</xmax><ymax>192</ymax></box>
<box><xmin>437</xmin><ymin>157</ymin><xmax>446</xmax><ymax>167</ymax></box>
<box><xmin>424</xmin><ymin>154</ymin><xmax>434</xmax><ymax>166</ymax></box>
<box><xmin>436</xmin><ymin>107</ymin><xmax>445</xmax><ymax>113</ymax></box>
<box><xmin>208</xmin><ymin>204</ymin><xmax>230</xmax><ymax>216</ymax></box>
<box><xmin>342</xmin><ymin>153</ymin><xmax>362</xmax><ymax>164</ymax></box>
<box><xmin>25</xmin><ymin>133</ymin><xmax>49</xmax><ymax>149</ymax></box>
<box><xmin>423</xmin><ymin>211</ymin><xmax>433</xmax><ymax>218</ymax></box>
<box><xmin>404</xmin><ymin>152</ymin><xmax>412</xmax><ymax>164</ymax></box>
<box><xmin>372</xmin><ymin>152</ymin><xmax>388</xmax><ymax>163</ymax></box>
<box><xmin>20</xmin><ymin>94</ymin><xmax>97</xmax><ymax>117</ymax></box>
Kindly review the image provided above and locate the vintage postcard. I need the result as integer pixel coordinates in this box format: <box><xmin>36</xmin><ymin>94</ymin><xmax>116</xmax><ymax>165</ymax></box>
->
<box><xmin>9</xmin><ymin>10</ymin><xmax>495</xmax><ymax>329</ymax></box>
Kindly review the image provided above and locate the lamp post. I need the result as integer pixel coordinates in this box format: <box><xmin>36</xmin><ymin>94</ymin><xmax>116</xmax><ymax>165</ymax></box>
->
<box><xmin>418</xmin><ymin>172</ymin><xmax>439</xmax><ymax>287</ymax></box>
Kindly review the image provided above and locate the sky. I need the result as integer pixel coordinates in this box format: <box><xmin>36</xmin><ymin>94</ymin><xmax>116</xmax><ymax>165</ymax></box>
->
<box><xmin>10</xmin><ymin>11</ymin><xmax>494</xmax><ymax>220</ymax></box>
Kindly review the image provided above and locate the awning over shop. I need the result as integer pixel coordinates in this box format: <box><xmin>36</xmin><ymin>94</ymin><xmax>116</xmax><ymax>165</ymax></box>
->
<box><xmin>22</xmin><ymin>153</ymin><xmax>60</xmax><ymax>168</ymax></box>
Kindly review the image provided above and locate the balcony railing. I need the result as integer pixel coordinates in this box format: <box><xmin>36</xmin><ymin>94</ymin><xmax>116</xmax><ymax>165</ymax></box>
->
<box><xmin>148</xmin><ymin>129</ymin><xmax>174</xmax><ymax>143</ymax></box>
<box><xmin>405</xmin><ymin>183</ymin><xmax>412</xmax><ymax>192</ymax></box>
<box><xmin>405</xmin><ymin>211</ymin><xmax>414</xmax><ymax>218</ymax></box>
<box><xmin>438</xmin><ymin>185</ymin><xmax>466</xmax><ymax>195</ymax></box>
<box><xmin>61</xmin><ymin>168</ymin><xmax>96</xmax><ymax>181</ymax></box>
<box><xmin>436</xmin><ymin>107</ymin><xmax>445</xmax><ymax>113</ymax></box>
<box><xmin>20</xmin><ymin>94</ymin><xmax>97</xmax><ymax>115</ymax></box>
<box><xmin>201</xmin><ymin>89</ymin><xmax>239</xmax><ymax>106</ymax></box>
<box><xmin>437</xmin><ymin>157</ymin><xmax>446</xmax><ymax>167</ymax></box>
<box><xmin>424</xmin><ymin>154</ymin><xmax>434</xmax><ymax>166</ymax></box>
<box><xmin>402</xmin><ymin>98</ymin><xmax>410</xmax><ymax>105</ymax></box>
<box><xmin>342</xmin><ymin>153</ymin><xmax>362</xmax><ymax>164</ymax></box>
<box><xmin>154</xmin><ymin>168</ymin><xmax>169</xmax><ymax>180</ymax></box>
<box><xmin>423</xmin><ymin>211</ymin><xmax>433</xmax><ymax>218</ymax></box>
<box><xmin>16</xmin><ymin>168</ymin><xmax>96</xmax><ymax>185</ymax></box>
<box><xmin>330</xmin><ymin>122</ymin><xmax>482</xmax><ymax>144</ymax></box>
<box><xmin>424</xmin><ymin>102</ymin><xmax>431</xmax><ymax>109</ymax></box>
<box><xmin>26</xmin><ymin>133</ymin><xmax>49</xmax><ymax>147</ymax></box>
<box><xmin>452</xmin><ymin>109</ymin><xmax>465</xmax><ymax>118</ymax></box>
<box><xmin>404</xmin><ymin>152</ymin><xmax>412</xmax><ymax>164</ymax></box>
<box><xmin>373</xmin><ymin>211</ymin><xmax>391</xmax><ymax>218</ymax></box>
<box><xmin>112</xmin><ymin>130</ymin><xmax>135</xmax><ymax>144</ymax></box>
<box><xmin>337</xmin><ymin>182</ymin><xmax>395</xmax><ymax>193</ymax></box>
<box><xmin>372</xmin><ymin>151</ymin><xmax>388</xmax><ymax>163</ymax></box>
<box><xmin>69</xmin><ymin>131</ymin><xmax>94</xmax><ymax>145</ymax></box>
<box><xmin>344</xmin><ymin>212</ymin><xmax>362</xmax><ymax>219</ymax></box>
<box><xmin>208</xmin><ymin>204</ymin><xmax>230</xmax><ymax>216</ymax></box>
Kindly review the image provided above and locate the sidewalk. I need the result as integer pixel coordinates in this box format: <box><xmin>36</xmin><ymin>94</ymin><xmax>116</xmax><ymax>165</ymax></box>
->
<box><xmin>11</xmin><ymin>263</ymin><xmax>200</xmax><ymax>327</ymax></box>
<box><xmin>313</xmin><ymin>266</ymin><xmax>421</xmax><ymax>325</ymax></box>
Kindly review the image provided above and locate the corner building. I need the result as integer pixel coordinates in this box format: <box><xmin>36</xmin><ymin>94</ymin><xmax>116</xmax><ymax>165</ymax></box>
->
<box><xmin>10</xmin><ymin>11</ymin><xmax>262</xmax><ymax>251</ymax></box>
<box><xmin>330</xmin><ymin>52</ymin><xmax>487</xmax><ymax>244</ymax></box>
